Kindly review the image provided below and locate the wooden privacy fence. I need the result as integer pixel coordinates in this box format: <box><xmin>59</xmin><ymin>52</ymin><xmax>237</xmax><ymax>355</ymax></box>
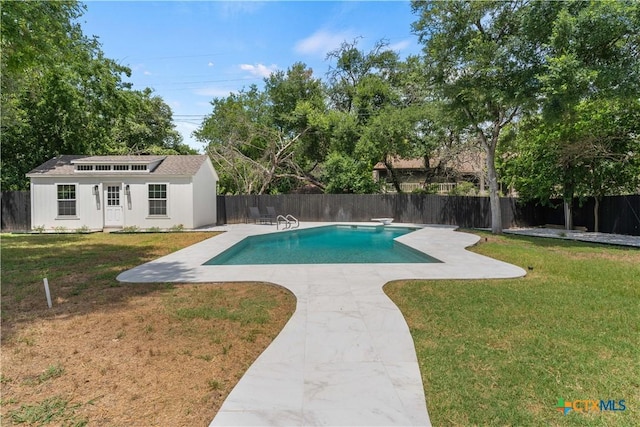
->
<box><xmin>1</xmin><ymin>191</ymin><xmax>31</xmax><ymax>231</ymax></box>
<box><xmin>3</xmin><ymin>191</ymin><xmax>639</xmax><ymax>235</ymax></box>
<box><xmin>218</xmin><ymin>194</ymin><xmax>539</xmax><ymax>229</ymax></box>
<box><xmin>537</xmin><ymin>195</ymin><xmax>640</xmax><ymax>236</ymax></box>
<box><xmin>217</xmin><ymin>193</ymin><xmax>640</xmax><ymax>235</ymax></box>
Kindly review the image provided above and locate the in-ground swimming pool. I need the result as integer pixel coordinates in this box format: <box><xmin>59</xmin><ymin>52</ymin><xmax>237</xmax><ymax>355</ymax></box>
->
<box><xmin>204</xmin><ymin>225</ymin><xmax>441</xmax><ymax>265</ymax></box>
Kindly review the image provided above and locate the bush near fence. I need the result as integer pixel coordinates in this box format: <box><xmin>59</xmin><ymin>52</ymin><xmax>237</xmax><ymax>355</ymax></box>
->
<box><xmin>3</xmin><ymin>191</ymin><xmax>639</xmax><ymax>236</ymax></box>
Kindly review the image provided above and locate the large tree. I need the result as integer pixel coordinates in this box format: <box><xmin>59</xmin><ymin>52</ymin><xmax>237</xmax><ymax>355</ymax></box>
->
<box><xmin>501</xmin><ymin>99</ymin><xmax>640</xmax><ymax>231</ymax></box>
<box><xmin>412</xmin><ymin>0</ymin><xmax>543</xmax><ymax>233</ymax></box>
<box><xmin>324</xmin><ymin>40</ymin><xmax>436</xmax><ymax>193</ymax></box>
<box><xmin>1</xmin><ymin>0</ymin><xmax>186</xmax><ymax>190</ymax></box>
<box><xmin>110</xmin><ymin>88</ymin><xmax>194</xmax><ymax>155</ymax></box>
<box><xmin>196</xmin><ymin>64</ymin><xmax>326</xmax><ymax>194</ymax></box>
<box><xmin>499</xmin><ymin>0</ymin><xmax>640</xmax><ymax>229</ymax></box>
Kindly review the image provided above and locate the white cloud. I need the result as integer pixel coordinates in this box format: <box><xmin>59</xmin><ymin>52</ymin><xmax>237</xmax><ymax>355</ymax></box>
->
<box><xmin>239</xmin><ymin>63</ymin><xmax>278</xmax><ymax>78</ymax></box>
<box><xmin>207</xmin><ymin>62</ymin><xmax>214</xmax><ymax>67</ymax></box>
<box><xmin>216</xmin><ymin>2</ymin><xmax>265</xmax><ymax>18</ymax></box>
<box><xmin>193</xmin><ymin>86</ymin><xmax>237</xmax><ymax>98</ymax></box>
<box><xmin>389</xmin><ymin>39</ymin><xmax>412</xmax><ymax>53</ymax></box>
<box><xmin>143</xmin><ymin>70</ymin><xmax>152</xmax><ymax>76</ymax></box>
<box><xmin>175</xmin><ymin>121</ymin><xmax>199</xmax><ymax>135</ymax></box>
<box><xmin>294</xmin><ymin>29</ymin><xmax>354</xmax><ymax>57</ymax></box>
<box><xmin>174</xmin><ymin>122</ymin><xmax>206</xmax><ymax>152</ymax></box>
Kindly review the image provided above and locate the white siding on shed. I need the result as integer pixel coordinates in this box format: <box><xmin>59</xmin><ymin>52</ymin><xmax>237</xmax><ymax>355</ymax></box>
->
<box><xmin>31</xmin><ymin>178</ymin><xmax>104</xmax><ymax>231</ymax></box>
<box><xmin>121</xmin><ymin>177</ymin><xmax>193</xmax><ymax>229</ymax></box>
<box><xmin>27</xmin><ymin>155</ymin><xmax>218</xmax><ymax>231</ymax></box>
<box><xmin>192</xmin><ymin>158</ymin><xmax>217</xmax><ymax>228</ymax></box>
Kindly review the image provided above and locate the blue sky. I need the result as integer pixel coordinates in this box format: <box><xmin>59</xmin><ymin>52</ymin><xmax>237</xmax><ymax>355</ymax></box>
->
<box><xmin>81</xmin><ymin>1</ymin><xmax>422</xmax><ymax>151</ymax></box>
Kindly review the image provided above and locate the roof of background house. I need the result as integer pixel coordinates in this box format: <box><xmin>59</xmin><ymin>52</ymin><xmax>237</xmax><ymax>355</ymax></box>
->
<box><xmin>373</xmin><ymin>152</ymin><xmax>484</xmax><ymax>175</ymax></box>
<box><xmin>26</xmin><ymin>155</ymin><xmax>211</xmax><ymax>177</ymax></box>
<box><xmin>373</xmin><ymin>157</ymin><xmax>426</xmax><ymax>171</ymax></box>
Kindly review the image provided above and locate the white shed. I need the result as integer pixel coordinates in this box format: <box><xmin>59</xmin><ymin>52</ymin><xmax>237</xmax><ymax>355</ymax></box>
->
<box><xmin>27</xmin><ymin>155</ymin><xmax>218</xmax><ymax>231</ymax></box>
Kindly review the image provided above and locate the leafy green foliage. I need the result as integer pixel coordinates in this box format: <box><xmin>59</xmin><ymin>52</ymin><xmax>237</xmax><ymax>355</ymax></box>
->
<box><xmin>498</xmin><ymin>1</ymin><xmax>640</xmax><ymax>230</ymax></box>
<box><xmin>448</xmin><ymin>181</ymin><xmax>477</xmax><ymax>196</ymax></box>
<box><xmin>502</xmin><ymin>99</ymin><xmax>640</xmax><ymax>203</ymax></box>
<box><xmin>195</xmin><ymin>64</ymin><xmax>327</xmax><ymax>194</ymax></box>
<box><xmin>411</xmin><ymin>0</ymin><xmax>542</xmax><ymax>232</ymax></box>
<box><xmin>411</xmin><ymin>0</ymin><xmax>640</xmax><ymax>232</ymax></box>
<box><xmin>4</xmin><ymin>0</ymin><xmax>637</xmax><ymax>207</ymax></box>
<box><xmin>322</xmin><ymin>152</ymin><xmax>379</xmax><ymax>194</ymax></box>
<box><xmin>1</xmin><ymin>0</ymin><xmax>188</xmax><ymax>190</ymax></box>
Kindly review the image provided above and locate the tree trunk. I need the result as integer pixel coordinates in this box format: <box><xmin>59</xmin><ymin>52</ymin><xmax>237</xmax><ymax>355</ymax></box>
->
<box><xmin>384</xmin><ymin>159</ymin><xmax>402</xmax><ymax>193</ymax></box>
<box><xmin>464</xmin><ymin>106</ymin><xmax>509</xmax><ymax>235</ymax></box>
<box><xmin>594</xmin><ymin>196</ymin><xmax>600</xmax><ymax>233</ymax></box>
<box><xmin>564</xmin><ymin>200</ymin><xmax>573</xmax><ymax>231</ymax></box>
<box><xmin>485</xmin><ymin>145</ymin><xmax>503</xmax><ymax>234</ymax></box>
<box><xmin>563</xmin><ymin>180</ymin><xmax>574</xmax><ymax>231</ymax></box>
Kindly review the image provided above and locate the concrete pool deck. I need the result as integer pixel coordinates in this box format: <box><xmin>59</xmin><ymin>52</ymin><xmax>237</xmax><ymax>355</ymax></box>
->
<box><xmin>117</xmin><ymin>223</ymin><xmax>526</xmax><ymax>426</ymax></box>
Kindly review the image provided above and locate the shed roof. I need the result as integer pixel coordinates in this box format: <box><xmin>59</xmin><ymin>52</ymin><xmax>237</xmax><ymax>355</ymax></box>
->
<box><xmin>26</xmin><ymin>155</ymin><xmax>211</xmax><ymax>177</ymax></box>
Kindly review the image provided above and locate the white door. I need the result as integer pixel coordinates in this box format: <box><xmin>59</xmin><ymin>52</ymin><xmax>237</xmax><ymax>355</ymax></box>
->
<box><xmin>104</xmin><ymin>185</ymin><xmax>123</xmax><ymax>227</ymax></box>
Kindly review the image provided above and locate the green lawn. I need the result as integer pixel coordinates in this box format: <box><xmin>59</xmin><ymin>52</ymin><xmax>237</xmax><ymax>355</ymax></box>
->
<box><xmin>385</xmin><ymin>232</ymin><xmax>639</xmax><ymax>427</ymax></box>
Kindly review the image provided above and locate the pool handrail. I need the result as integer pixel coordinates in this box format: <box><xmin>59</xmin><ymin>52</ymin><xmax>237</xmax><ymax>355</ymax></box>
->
<box><xmin>276</xmin><ymin>214</ymin><xmax>299</xmax><ymax>230</ymax></box>
<box><xmin>286</xmin><ymin>214</ymin><xmax>299</xmax><ymax>229</ymax></box>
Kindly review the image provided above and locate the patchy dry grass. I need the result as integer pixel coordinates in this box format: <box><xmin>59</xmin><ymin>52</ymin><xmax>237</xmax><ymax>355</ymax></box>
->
<box><xmin>1</xmin><ymin>232</ymin><xmax>296</xmax><ymax>426</ymax></box>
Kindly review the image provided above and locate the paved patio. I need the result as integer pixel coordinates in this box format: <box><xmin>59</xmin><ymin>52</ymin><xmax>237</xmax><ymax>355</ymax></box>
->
<box><xmin>504</xmin><ymin>227</ymin><xmax>640</xmax><ymax>248</ymax></box>
<box><xmin>117</xmin><ymin>223</ymin><xmax>526</xmax><ymax>426</ymax></box>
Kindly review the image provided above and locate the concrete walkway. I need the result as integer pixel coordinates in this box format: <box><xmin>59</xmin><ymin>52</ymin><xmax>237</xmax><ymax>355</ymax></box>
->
<box><xmin>504</xmin><ymin>227</ymin><xmax>640</xmax><ymax>248</ymax></box>
<box><xmin>117</xmin><ymin>223</ymin><xmax>526</xmax><ymax>426</ymax></box>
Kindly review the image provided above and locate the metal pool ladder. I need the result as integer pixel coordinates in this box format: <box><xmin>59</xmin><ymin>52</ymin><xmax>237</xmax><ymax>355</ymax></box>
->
<box><xmin>276</xmin><ymin>214</ymin><xmax>299</xmax><ymax>230</ymax></box>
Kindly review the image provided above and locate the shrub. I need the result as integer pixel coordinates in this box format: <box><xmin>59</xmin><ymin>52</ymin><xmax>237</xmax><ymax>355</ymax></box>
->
<box><xmin>448</xmin><ymin>181</ymin><xmax>477</xmax><ymax>196</ymax></box>
<box><xmin>75</xmin><ymin>225</ymin><xmax>90</xmax><ymax>233</ymax></box>
<box><xmin>412</xmin><ymin>184</ymin><xmax>439</xmax><ymax>195</ymax></box>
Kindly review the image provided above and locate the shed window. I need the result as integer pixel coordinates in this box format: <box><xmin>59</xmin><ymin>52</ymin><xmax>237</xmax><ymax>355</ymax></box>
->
<box><xmin>113</xmin><ymin>165</ymin><xmax>129</xmax><ymax>171</ymax></box>
<box><xmin>96</xmin><ymin>165</ymin><xmax>111</xmax><ymax>171</ymax></box>
<box><xmin>148</xmin><ymin>184</ymin><xmax>167</xmax><ymax>216</ymax></box>
<box><xmin>57</xmin><ymin>185</ymin><xmax>76</xmax><ymax>216</ymax></box>
<box><xmin>76</xmin><ymin>165</ymin><xmax>93</xmax><ymax>171</ymax></box>
<box><xmin>132</xmin><ymin>165</ymin><xmax>147</xmax><ymax>171</ymax></box>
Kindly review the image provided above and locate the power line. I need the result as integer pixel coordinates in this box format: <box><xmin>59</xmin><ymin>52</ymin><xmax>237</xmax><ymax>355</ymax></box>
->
<box><xmin>138</xmin><ymin>77</ymin><xmax>260</xmax><ymax>87</ymax></box>
<box><xmin>131</xmin><ymin>52</ymin><xmax>231</xmax><ymax>61</ymax></box>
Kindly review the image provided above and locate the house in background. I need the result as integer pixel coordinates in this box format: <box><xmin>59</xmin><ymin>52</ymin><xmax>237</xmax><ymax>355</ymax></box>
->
<box><xmin>27</xmin><ymin>155</ymin><xmax>218</xmax><ymax>231</ymax></box>
<box><xmin>373</xmin><ymin>148</ymin><xmax>486</xmax><ymax>194</ymax></box>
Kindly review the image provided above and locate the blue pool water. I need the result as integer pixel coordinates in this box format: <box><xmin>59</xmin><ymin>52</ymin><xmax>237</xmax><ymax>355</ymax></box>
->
<box><xmin>204</xmin><ymin>225</ymin><xmax>441</xmax><ymax>265</ymax></box>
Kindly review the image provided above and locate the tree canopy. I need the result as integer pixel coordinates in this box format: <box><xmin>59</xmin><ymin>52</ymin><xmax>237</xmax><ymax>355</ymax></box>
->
<box><xmin>411</xmin><ymin>0</ymin><xmax>640</xmax><ymax>231</ymax></box>
<box><xmin>3</xmin><ymin>0</ymin><xmax>638</xmax><ymax>233</ymax></box>
<box><xmin>1</xmin><ymin>0</ymin><xmax>191</xmax><ymax>190</ymax></box>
